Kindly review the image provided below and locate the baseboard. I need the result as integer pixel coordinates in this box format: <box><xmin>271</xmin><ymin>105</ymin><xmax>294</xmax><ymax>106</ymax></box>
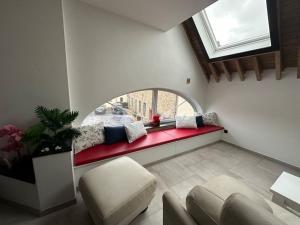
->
<box><xmin>0</xmin><ymin>197</ymin><xmax>40</xmax><ymax>215</ymax></box>
<box><xmin>38</xmin><ymin>199</ymin><xmax>77</xmax><ymax>216</ymax></box>
<box><xmin>0</xmin><ymin>197</ymin><xmax>77</xmax><ymax>216</ymax></box>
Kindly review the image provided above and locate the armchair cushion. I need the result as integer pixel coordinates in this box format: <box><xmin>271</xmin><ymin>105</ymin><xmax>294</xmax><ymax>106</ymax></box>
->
<box><xmin>221</xmin><ymin>193</ymin><xmax>286</xmax><ymax>225</ymax></box>
<box><xmin>202</xmin><ymin>175</ymin><xmax>272</xmax><ymax>213</ymax></box>
<box><xmin>186</xmin><ymin>186</ymin><xmax>223</xmax><ymax>225</ymax></box>
<box><xmin>186</xmin><ymin>175</ymin><xmax>272</xmax><ymax>225</ymax></box>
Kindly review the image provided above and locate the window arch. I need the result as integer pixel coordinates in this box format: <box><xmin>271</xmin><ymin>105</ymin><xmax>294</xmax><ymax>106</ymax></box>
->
<box><xmin>82</xmin><ymin>89</ymin><xmax>198</xmax><ymax>126</ymax></box>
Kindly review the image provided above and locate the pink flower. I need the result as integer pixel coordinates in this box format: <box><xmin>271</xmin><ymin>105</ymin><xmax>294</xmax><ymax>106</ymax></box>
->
<box><xmin>1</xmin><ymin>142</ymin><xmax>21</xmax><ymax>152</ymax></box>
<box><xmin>0</xmin><ymin>124</ymin><xmax>24</xmax><ymax>157</ymax></box>
<box><xmin>0</xmin><ymin>124</ymin><xmax>22</xmax><ymax>137</ymax></box>
<box><xmin>10</xmin><ymin>131</ymin><xmax>23</xmax><ymax>142</ymax></box>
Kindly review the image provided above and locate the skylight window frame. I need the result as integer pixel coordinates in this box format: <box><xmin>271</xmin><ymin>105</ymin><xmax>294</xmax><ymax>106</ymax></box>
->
<box><xmin>192</xmin><ymin>0</ymin><xmax>280</xmax><ymax>62</ymax></box>
<box><xmin>201</xmin><ymin>10</ymin><xmax>271</xmax><ymax>50</ymax></box>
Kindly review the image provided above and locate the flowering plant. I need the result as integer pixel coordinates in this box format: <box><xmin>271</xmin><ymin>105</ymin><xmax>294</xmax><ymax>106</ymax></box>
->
<box><xmin>152</xmin><ymin>114</ymin><xmax>160</xmax><ymax>122</ymax></box>
<box><xmin>151</xmin><ymin>114</ymin><xmax>160</xmax><ymax>127</ymax></box>
<box><xmin>0</xmin><ymin>124</ymin><xmax>24</xmax><ymax>160</ymax></box>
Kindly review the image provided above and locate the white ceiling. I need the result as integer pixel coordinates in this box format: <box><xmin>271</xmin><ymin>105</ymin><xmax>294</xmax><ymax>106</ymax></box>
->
<box><xmin>80</xmin><ymin>0</ymin><xmax>217</xmax><ymax>31</ymax></box>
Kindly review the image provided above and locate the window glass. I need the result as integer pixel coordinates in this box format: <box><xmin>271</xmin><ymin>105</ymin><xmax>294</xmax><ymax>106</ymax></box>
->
<box><xmin>176</xmin><ymin>96</ymin><xmax>195</xmax><ymax>117</ymax></box>
<box><xmin>128</xmin><ymin>91</ymin><xmax>153</xmax><ymax>123</ymax></box>
<box><xmin>82</xmin><ymin>90</ymin><xmax>153</xmax><ymax>126</ymax></box>
<box><xmin>157</xmin><ymin>91</ymin><xmax>177</xmax><ymax>120</ymax></box>
<box><xmin>204</xmin><ymin>0</ymin><xmax>270</xmax><ymax>47</ymax></box>
<box><xmin>82</xmin><ymin>90</ymin><xmax>196</xmax><ymax>126</ymax></box>
<box><xmin>157</xmin><ymin>90</ymin><xmax>195</xmax><ymax>121</ymax></box>
<box><xmin>193</xmin><ymin>0</ymin><xmax>272</xmax><ymax>59</ymax></box>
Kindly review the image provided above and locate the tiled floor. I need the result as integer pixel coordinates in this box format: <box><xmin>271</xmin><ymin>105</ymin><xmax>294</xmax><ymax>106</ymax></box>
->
<box><xmin>1</xmin><ymin>141</ymin><xmax>300</xmax><ymax>225</ymax></box>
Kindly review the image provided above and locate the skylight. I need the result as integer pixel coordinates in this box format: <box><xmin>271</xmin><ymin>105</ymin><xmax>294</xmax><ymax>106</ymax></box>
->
<box><xmin>192</xmin><ymin>0</ymin><xmax>277</xmax><ymax>60</ymax></box>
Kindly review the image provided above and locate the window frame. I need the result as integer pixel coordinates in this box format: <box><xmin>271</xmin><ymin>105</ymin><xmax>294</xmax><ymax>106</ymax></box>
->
<box><xmin>191</xmin><ymin>0</ymin><xmax>280</xmax><ymax>62</ymax></box>
<box><xmin>104</xmin><ymin>89</ymin><xmax>198</xmax><ymax>126</ymax></box>
<box><xmin>143</xmin><ymin>102</ymin><xmax>146</xmax><ymax>117</ymax></box>
<box><xmin>134</xmin><ymin>99</ymin><xmax>137</xmax><ymax>112</ymax></box>
<box><xmin>147</xmin><ymin>89</ymin><xmax>197</xmax><ymax>125</ymax></box>
<box><xmin>138</xmin><ymin>100</ymin><xmax>141</xmax><ymax>113</ymax></box>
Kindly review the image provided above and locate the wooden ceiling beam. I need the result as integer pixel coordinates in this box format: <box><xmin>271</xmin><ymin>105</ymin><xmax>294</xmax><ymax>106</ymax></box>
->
<box><xmin>182</xmin><ymin>21</ymin><xmax>210</xmax><ymax>82</ymax></box>
<box><xmin>208</xmin><ymin>63</ymin><xmax>220</xmax><ymax>83</ymax></box>
<box><xmin>234</xmin><ymin>59</ymin><xmax>245</xmax><ymax>81</ymax></box>
<box><xmin>297</xmin><ymin>47</ymin><xmax>300</xmax><ymax>79</ymax></box>
<box><xmin>220</xmin><ymin>61</ymin><xmax>232</xmax><ymax>81</ymax></box>
<box><xmin>275</xmin><ymin>51</ymin><xmax>282</xmax><ymax>80</ymax></box>
<box><xmin>253</xmin><ymin>57</ymin><xmax>263</xmax><ymax>81</ymax></box>
<box><xmin>181</xmin><ymin>1</ymin><xmax>300</xmax><ymax>83</ymax></box>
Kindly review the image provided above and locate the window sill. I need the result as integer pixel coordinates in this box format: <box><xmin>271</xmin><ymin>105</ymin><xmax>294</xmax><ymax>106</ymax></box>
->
<box><xmin>145</xmin><ymin>122</ymin><xmax>175</xmax><ymax>133</ymax></box>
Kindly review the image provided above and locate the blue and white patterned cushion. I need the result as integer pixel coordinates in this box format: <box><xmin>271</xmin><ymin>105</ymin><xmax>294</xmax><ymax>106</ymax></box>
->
<box><xmin>124</xmin><ymin>121</ymin><xmax>147</xmax><ymax>143</ymax></box>
<box><xmin>73</xmin><ymin>123</ymin><xmax>104</xmax><ymax>154</ymax></box>
<box><xmin>203</xmin><ymin>112</ymin><xmax>218</xmax><ymax>126</ymax></box>
<box><xmin>175</xmin><ymin>116</ymin><xmax>197</xmax><ymax>128</ymax></box>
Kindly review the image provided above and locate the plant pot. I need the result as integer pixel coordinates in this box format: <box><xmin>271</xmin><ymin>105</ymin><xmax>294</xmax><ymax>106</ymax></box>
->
<box><xmin>0</xmin><ymin>150</ymin><xmax>76</xmax><ymax>215</ymax></box>
<box><xmin>32</xmin><ymin>150</ymin><xmax>76</xmax><ymax>213</ymax></box>
<box><xmin>32</xmin><ymin>147</ymin><xmax>72</xmax><ymax>158</ymax></box>
<box><xmin>0</xmin><ymin>156</ymin><xmax>35</xmax><ymax>183</ymax></box>
<box><xmin>151</xmin><ymin>121</ymin><xmax>160</xmax><ymax>127</ymax></box>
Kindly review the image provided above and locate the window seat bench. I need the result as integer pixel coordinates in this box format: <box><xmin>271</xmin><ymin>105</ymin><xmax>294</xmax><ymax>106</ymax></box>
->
<box><xmin>73</xmin><ymin>125</ymin><xmax>223</xmax><ymax>186</ymax></box>
<box><xmin>74</xmin><ymin>125</ymin><xmax>223</xmax><ymax>166</ymax></box>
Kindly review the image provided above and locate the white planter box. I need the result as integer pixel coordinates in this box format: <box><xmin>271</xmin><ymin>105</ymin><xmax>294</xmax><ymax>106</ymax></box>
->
<box><xmin>33</xmin><ymin>151</ymin><xmax>76</xmax><ymax>212</ymax></box>
<box><xmin>0</xmin><ymin>174</ymin><xmax>39</xmax><ymax>210</ymax></box>
<box><xmin>0</xmin><ymin>151</ymin><xmax>76</xmax><ymax>215</ymax></box>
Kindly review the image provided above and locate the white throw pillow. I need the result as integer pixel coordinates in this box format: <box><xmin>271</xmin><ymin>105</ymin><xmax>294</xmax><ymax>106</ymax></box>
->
<box><xmin>73</xmin><ymin>123</ymin><xmax>104</xmax><ymax>154</ymax></box>
<box><xmin>203</xmin><ymin>112</ymin><xmax>218</xmax><ymax>126</ymax></box>
<box><xmin>176</xmin><ymin>116</ymin><xmax>197</xmax><ymax>128</ymax></box>
<box><xmin>124</xmin><ymin>121</ymin><xmax>147</xmax><ymax>143</ymax></box>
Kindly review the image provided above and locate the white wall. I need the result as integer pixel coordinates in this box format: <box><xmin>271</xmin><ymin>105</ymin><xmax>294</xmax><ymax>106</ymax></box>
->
<box><xmin>62</xmin><ymin>0</ymin><xmax>208</xmax><ymax>124</ymax></box>
<box><xmin>206</xmin><ymin>69</ymin><xmax>300</xmax><ymax>168</ymax></box>
<box><xmin>0</xmin><ymin>0</ymin><xmax>70</xmax><ymax>129</ymax></box>
<box><xmin>80</xmin><ymin>0</ymin><xmax>216</xmax><ymax>31</ymax></box>
<box><xmin>0</xmin><ymin>0</ymin><xmax>70</xmax><ymax>210</ymax></box>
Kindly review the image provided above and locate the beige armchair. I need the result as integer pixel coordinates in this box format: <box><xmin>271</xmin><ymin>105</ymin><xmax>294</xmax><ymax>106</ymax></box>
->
<box><xmin>163</xmin><ymin>175</ymin><xmax>300</xmax><ymax>225</ymax></box>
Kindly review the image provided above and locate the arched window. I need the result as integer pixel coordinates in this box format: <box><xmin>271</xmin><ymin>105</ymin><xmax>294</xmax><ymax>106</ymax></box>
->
<box><xmin>82</xmin><ymin>89</ymin><xmax>197</xmax><ymax>126</ymax></box>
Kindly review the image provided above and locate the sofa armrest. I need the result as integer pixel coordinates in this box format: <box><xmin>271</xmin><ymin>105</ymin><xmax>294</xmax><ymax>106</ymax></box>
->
<box><xmin>163</xmin><ymin>191</ymin><xmax>198</xmax><ymax>225</ymax></box>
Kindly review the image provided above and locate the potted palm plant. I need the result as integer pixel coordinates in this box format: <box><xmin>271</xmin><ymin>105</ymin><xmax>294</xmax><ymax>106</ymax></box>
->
<box><xmin>20</xmin><ymin>106</ymin><xmax>81</xmax><ymax>212</ymax></box>
<box><xmin>0</xmin><ymin>107</ymin><xmax>81</xmax><ymax>214</ymax></box>
<box><xmin>22</xmin><ymin>106</ymin><xmax>80</xmax><ymax>156</ymax></box>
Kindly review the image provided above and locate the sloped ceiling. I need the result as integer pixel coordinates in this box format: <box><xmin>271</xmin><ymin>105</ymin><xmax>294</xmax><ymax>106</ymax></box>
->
<box><xmin>183</xmin><ymin>0</ymin><xmax>300</xmax><ymax>82</ymax></box>
<box><xmin>79</xmin><ymin>0</ymin><xmax>217</xmax><ymax>31</ymax></box>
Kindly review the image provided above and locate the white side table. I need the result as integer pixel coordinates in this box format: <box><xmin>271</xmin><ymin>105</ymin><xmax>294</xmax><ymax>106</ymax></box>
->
<box><xmin>270</xmin><ymin>172</ymin><xmax>300</xmax><ymax>216</ymax></box>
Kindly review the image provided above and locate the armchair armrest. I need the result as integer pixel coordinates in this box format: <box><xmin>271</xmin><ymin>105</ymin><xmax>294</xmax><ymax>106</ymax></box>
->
<box><xmin>163</xmin><ymin>191</ymin><xmax>198</xmax><ymax>225</ymax></box>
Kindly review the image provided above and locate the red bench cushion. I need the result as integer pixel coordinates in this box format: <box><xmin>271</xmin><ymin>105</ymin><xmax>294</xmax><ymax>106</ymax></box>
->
<box><xmin>74</xmin><ymin>125</ymin><xmax>223</xmax><ymax>166</ymax></box>
<box><xmin>164</xmin><ymin>125</ymin><xmax>224</xmax><ymax>140</ymax></box>
<box><xmin>74</xmin><ymin>131</ymin><xmax>176</xmax><ymax>166</ymax></box>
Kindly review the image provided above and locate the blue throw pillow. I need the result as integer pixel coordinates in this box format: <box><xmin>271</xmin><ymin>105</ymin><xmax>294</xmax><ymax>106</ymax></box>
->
<box><xmin>104</xmin><ymin>126</ymin><xmax>127</xmax><ymax>144</ymax></box>
<box><xmin>196</xmin><ymin>116</ymin><xmax>204</xmax><ymax>128</ymax></box>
